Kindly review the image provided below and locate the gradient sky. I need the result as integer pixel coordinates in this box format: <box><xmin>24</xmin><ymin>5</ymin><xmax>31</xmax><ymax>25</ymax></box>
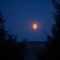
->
<box><xmin>1</xmin><ymin>0</ymin><xmax>55</xmax><ymax>41</ymax></box>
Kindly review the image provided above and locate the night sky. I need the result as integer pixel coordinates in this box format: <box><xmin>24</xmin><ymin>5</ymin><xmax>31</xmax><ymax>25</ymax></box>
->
<box><xmin>1</xmin><ymin>0</ymin><xmax>55</xmax><ymax>41</ymax></box>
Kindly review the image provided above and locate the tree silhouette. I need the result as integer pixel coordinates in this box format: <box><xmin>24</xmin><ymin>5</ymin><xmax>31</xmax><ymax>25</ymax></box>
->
<box><xmin>0</xmin><ymin>13</ymin><xmax>7</xmax><ymax>41</ymax></box>
<box><xmin>0</xmin><ymin>13</ymin><xmax>27</xmax><ymax>60</ymax></box>
<box><xmin>37</xmin><ymin>0</ymin><xmax>60</xmax><ymax>60</ymax></box>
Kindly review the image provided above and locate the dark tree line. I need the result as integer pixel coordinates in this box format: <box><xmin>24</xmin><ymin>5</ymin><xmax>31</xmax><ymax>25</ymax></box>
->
<box><xmin>37</xmin><ymin>0</ymin><xmax>60</xmax><ymax>60</ymax></box>
<box><xmin>0</xmin><ymin>13</ymin><xmax>26</xmax><ymax>60</ymax></box>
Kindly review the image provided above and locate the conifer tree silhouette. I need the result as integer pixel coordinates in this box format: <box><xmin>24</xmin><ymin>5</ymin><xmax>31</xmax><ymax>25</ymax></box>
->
<box><xmin>0</xmin><ymin>13</ymin><xmax>7</xmax><ymax>41</ymax></box>
<box><xmin>37</xmin><ymin>0</ymin><xmax>60</xmax><ymax>60</ymax></box>
<box><xmin>0</xmin><ymin>13</ymin><xmax>27</xmax><ymax>60</ymax></box>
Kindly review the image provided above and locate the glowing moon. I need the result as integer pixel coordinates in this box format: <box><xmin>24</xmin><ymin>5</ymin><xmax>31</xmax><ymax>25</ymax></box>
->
<box><xmin>32</xmin><ymin>23</ymin><xmax>38</xmax><ymax>30</ymax></box>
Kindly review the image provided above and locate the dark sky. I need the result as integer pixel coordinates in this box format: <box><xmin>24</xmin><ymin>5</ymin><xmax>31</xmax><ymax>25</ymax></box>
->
<box><xmin>1</xmin><ymin>0</ymin><xmax>55</xmax><ymax>41</ymax></box>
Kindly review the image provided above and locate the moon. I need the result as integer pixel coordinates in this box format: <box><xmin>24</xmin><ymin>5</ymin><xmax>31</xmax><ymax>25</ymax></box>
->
<box><xmin>32</xmin><ymin>23</ymin><xmax>38</xmax><ymax>30</ymax></box>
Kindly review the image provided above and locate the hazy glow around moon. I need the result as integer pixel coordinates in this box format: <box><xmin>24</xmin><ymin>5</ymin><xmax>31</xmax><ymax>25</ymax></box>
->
<box><xmin>33</xmin><ymin>23</ymin><xmax>38</xmax><ymax>30</ymax></box>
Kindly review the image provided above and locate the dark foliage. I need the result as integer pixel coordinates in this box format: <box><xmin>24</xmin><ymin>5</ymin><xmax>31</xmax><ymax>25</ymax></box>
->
<box><xmin>37</xmin><ymin>0</ymin><xmax>60</xmax><ymax>60</ymax></box>
<box><xmin>0</xmin><ymin>13</ymin><xmax>26</xmax><ymax>60</ymax></box>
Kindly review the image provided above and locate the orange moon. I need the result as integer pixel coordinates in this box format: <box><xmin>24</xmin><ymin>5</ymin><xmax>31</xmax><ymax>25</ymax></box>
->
<box><xmin>32</xmin><ymin>23</ymin><xmax>38</xmax><ymax>30</ymax></box>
